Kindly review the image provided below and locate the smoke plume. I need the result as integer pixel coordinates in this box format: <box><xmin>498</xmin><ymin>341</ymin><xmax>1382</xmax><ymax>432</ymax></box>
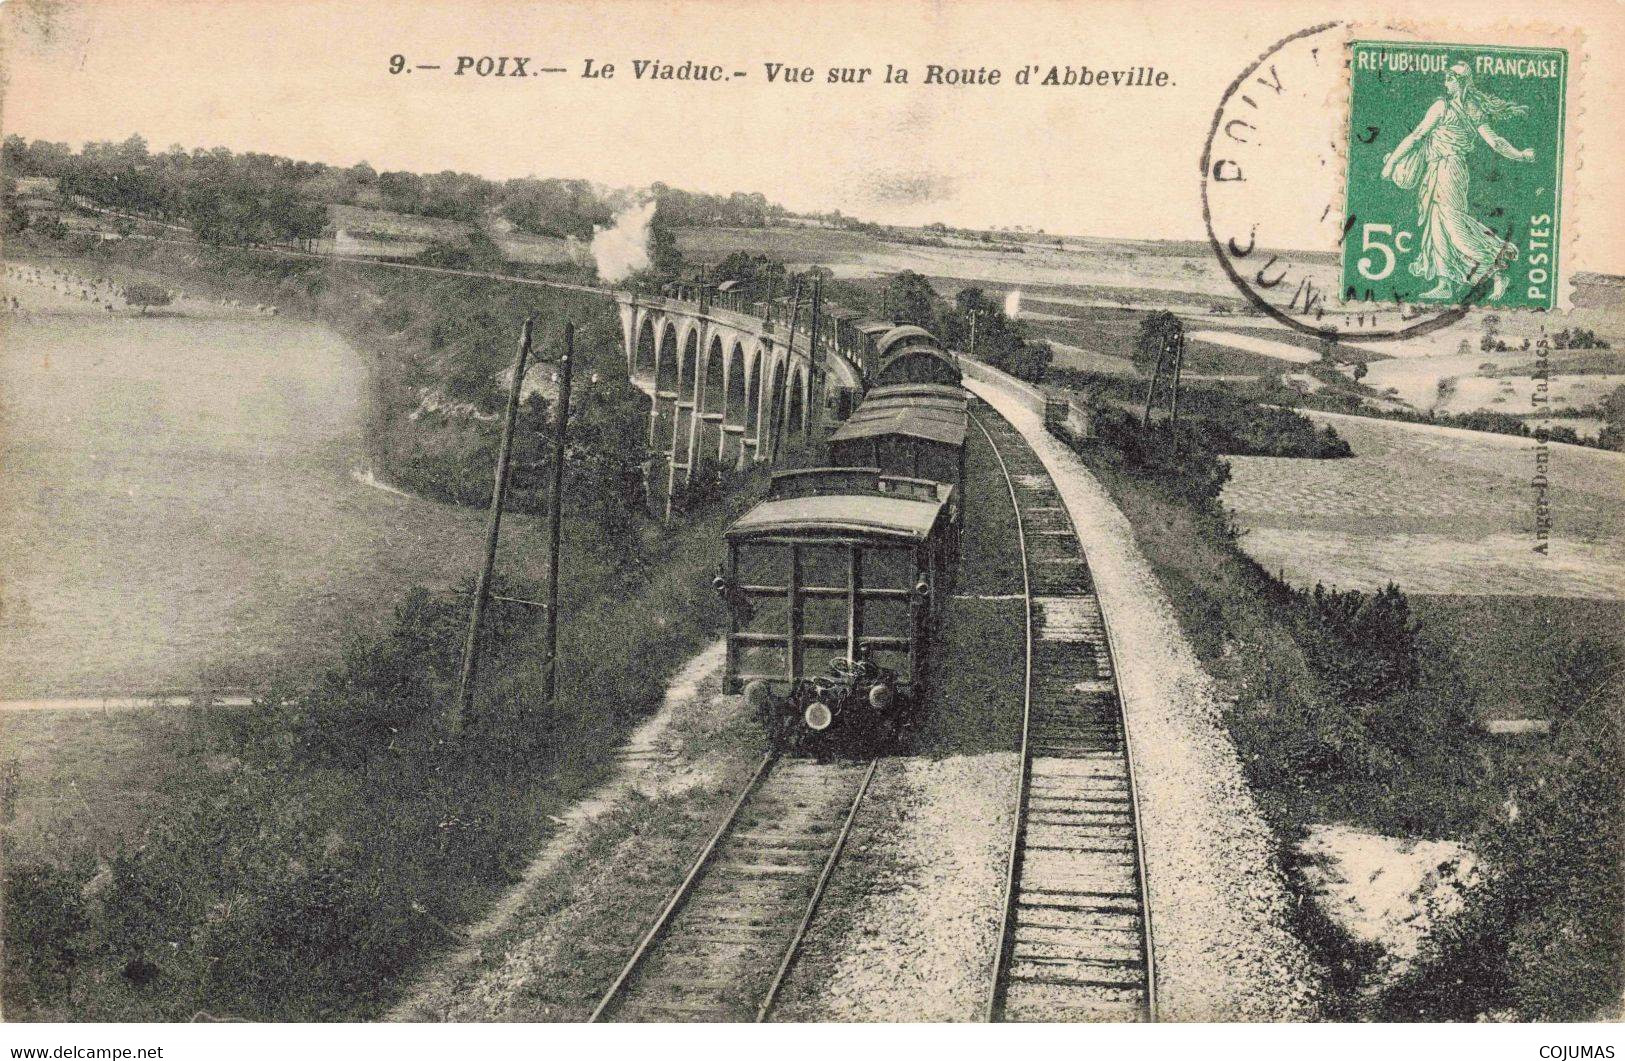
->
<box><xmin>591</xmin><ymin>198</ymin><xmax>656</xmax><ymax>282</ymax></box>
<box><xmin>1004</xmin><ymin>288</ymin><xmax>1022</xmax><ymax>318</ymax></box>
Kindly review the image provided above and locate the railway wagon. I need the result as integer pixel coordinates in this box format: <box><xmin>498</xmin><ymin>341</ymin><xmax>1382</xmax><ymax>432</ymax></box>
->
<box><xmin>871</xmin><ymin>325</ymin><xmax>963</xmax><ymax>388</ymax></box>
<box><xmin>827</xmin><ymin>382</ymin><xmax>968</xmax><ymax>488</ymax></box>
<box><xmin>826</xmin><ymin>383</ymin><xmax>968</xmax><ymax>535</ymax></box>
<box><xmin>715</xmin><ymin>467</ymin><xmax>956</xmax><ymax>748</ymax></box>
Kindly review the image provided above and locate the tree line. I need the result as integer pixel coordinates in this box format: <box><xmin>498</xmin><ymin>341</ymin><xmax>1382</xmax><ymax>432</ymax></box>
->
<box><xmin>686</xmin><ymin>254</ymin><xmax>1054</xmax><ymax>384</ymax></box>
<box><xmin>2</xmin><ymin>134</ymin><xmax>792</xmax><ymax>251</ymax></box>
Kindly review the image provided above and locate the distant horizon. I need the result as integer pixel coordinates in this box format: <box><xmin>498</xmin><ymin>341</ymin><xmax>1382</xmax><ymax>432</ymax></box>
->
<box><xmin>19</xmin><ymin>126</ymin><xmax>1625</xmax><ymax>286</ymax></box>
<box><xmin>8</xmin><ymin>0</ymin><xmax>1621</xmax><ymax>274</ymax></box>
<box><xmin>0</xmin><ymin>127</ymin><xmax>1372</xmax><ymax>264</ymax></box>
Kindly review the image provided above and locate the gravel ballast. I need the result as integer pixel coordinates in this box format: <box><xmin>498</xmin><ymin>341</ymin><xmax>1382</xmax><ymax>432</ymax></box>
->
<box><xmin>773</xmin><ymin>753</ymin><xmax>1019</xmax><ymax>1022</ymax></box>
<box><xmin>969</xmin><ymin>380</ymin><xmax>1322</xmax><ymax>1020</ymax></box>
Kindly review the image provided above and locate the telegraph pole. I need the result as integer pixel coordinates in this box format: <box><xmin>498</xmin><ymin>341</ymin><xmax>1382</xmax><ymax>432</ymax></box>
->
<box><xmin>543</xmin><ymin>323</ymin><xmax>574</xmax><ymax>711</ymax></box>
<box><xmin>775</xmin><ymin>277</ymin><xmax>804</xmax><ymax>460</ymax></box>
<box><xmin>808</xmin><ymin>273</ymin><xmax>824</xmax><ymax>359</ymax></box>
<box><xmin>1167</xmin><ymin>325</ymin><xmax>1186</xmax><ymax>432</ymax></box>
<box><xmin>454</xmin><ymin>316</ymin><xmax>534</xmax><ymax>733</ymax></box>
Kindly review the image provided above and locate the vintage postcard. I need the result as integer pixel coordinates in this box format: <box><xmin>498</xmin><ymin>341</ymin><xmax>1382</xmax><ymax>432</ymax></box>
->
<box><xmin>0</xmin><ymin>0</ymin><xmax>1620</xmax><ymax>1047</ymax></box>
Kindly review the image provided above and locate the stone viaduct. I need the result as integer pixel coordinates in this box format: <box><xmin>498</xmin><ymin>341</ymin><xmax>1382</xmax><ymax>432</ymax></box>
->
<box><xmin>615</xmin><ymin>291</ymin><xmax>866</xmax><ymax>512</ymax></box>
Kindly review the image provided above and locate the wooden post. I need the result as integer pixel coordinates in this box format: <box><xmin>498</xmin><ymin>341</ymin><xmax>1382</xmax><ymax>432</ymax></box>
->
<box><xmin>1141</xmin><ymin>341</ymin><xmax>1164</xmax><ymax>429</ymax></box>
<box><xmin>453</xmin><ymin>316</ymin><xmax>534</xmax><ymax>733</ymax></box>
<box><xmin>774</xmin><ymin>278</ymin><xmax>804</xmax><ymax>460</ymax></box>
<box><xmin>808</xmin><ymin>274</ymin><xmax>824</xmax><ymax>370</ymax></box>
<box><xmin>543</xmin><ymin>323</ymin><xmax>574</xmax><ymax>712</ymax></box>
<box><xmin>1167</xmin><ymin>327</ymin><xmax>1185</xmax><ymax>433</ymax></box>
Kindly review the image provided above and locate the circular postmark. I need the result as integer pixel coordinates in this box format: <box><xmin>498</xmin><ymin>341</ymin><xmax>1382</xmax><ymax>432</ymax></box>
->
<box><xmin>1202</xmin><ymin>22</ymin><xmax>1489</xmax><ymax>341</ymax></box>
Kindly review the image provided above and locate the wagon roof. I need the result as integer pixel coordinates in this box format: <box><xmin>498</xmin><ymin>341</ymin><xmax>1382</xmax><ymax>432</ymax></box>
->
<box><xmin>862</xmin><ymin>382</ymin><xmax>969</xmax><ymax>406</ymax></box>
<box><xmin>828</xmin><ymin>403</ymin><xmax>969</xmax><ymax>448</ymax></box>
<box><xmin>726</xmin><ymin>493</ymin><xmax>945</xmax><ymax>543</ymax></box>
<box><xmin>876</xmin><ymin>325</ymin><xmax>937</xmax><ymax>356</ymax></box>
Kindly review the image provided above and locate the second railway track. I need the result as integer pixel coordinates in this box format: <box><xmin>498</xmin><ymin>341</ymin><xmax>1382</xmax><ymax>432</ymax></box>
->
<box><xmin>972</xmin><ymin>399</ymin><xmax>1158</xmax><ymax>1023</ymax></box>
<box><xmin>591</xmin><ymin>754</ymin><xmax>878</xmax><ymax>1022</ymax></box>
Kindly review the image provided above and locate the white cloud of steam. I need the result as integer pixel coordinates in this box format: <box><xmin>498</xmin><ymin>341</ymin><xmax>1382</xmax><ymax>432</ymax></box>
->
<box><xmin>1004</xmin><ymin>288</ymin><xmax>1022</xmax><ymax>318</ymax></box>
<box><xmin>590</xmin><ymin>197</ymin><xmax>656</xmax><ymax>282</ymax></box>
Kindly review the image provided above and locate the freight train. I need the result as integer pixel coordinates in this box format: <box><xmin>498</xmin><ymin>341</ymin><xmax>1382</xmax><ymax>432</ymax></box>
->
<box><xmin>712</xmin><ymin>324</ymin><xmax>968</xmax><ymax>749</ymax></box>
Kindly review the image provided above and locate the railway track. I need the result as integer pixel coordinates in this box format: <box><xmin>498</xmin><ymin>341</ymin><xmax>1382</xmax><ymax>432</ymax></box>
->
<box><xmin>971</xmin><ymin>400</ymin><xmax>1157</xmax><ymax>1023</ymax></box>
<box><xmin>590</xmin><ymin>753</ymin><xmax>878</xmax><ymax>1022</ymax></box>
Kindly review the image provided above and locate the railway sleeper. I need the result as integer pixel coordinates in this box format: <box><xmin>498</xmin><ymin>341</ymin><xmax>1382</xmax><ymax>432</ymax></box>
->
<box><xmin>1021</xmin><ymin>843</ymin><xmax>1138</xmax><ymax>864</ymax></box>
<box><xmin>1019</xmin><ymin>875</ymin><xmax>1140</xmax><ymax>903</ymax></box>
<box><xmin>1020</xmin><ymin>860</ymin><xmax>1139</xmax><ymax>892</ymax></box>
<box><xmin>1030</xmin><ymin>757</ymin><xmax>1129</xmax><ymax>780</ymax></box>
<box><xmin>1027</xmin><ymin>800</ymin><xmax>1134</xmax><ymax>818</ymax></box>
<box><xmin>639</xmin><ymin>948</ymin><xmax>779</xmax><ymax>981</ymax></box>
<box><xmin>1017</xmin><ymin>903</ymin><xmax>1142</xmax><ymax>931</ymax></box>
<box><xmin>723</xmin><ymin>833</ymin><xmax>834</xmax><ymax>854</ymax></box>
<box><xmin>1028</xmin><ymin>743</ymin><xmax>1124</xmax><ymax>759</ymax></box>
<box><xmin>1028</xmin><ymin>793</ymin><xmax>1132</xmax><ymax>812</ymax></box>
<box><xmin>1016</xmin><ymin>889</ymin><xmax>1143</xmax><ymax>915</ymax></box>
<box><xmin>681</xmin><ymin>906</ymin><xmax>804</xmax><ymax>929</ymax></box>
<box><xmin>1001</xmin><ymin>985</ymin><xmax>1146</xmax><ymax>1023</ymax></box>
<box><xmin>620</xmin><ymin>975</ymin><xmax>757</xmax><ymax>1002</ymax></box>
<box><xmin>1029</xmin><ymin>776</ymin><xmax>1129</xmax><ymax>794</ymax></box>
<box><xmin>1027</xmin><ymin>724</ymin><xmax>1121</xmax><ymax>742</ymax></box>
<box><xmin>1027</xmin><ymin>802</ymin><xmax>1133</xmax><ymax>820</ymax></box>
<box><xmin>1013</xmin><ymin>934</ymin><xmax>1144</xmax><ymax>967</ymax></box>
<box><xmin>1009</xmin><ymin>954</ymin><xmax>1147</xmax><ymax>987</ymax></box>
<box><xmin>716</xmin><ymin>860</ymin><xmax>819</xmax><ymax>878</ymax></box>
<box><xmin>616</xmin><ymin>1004</ymin><xmax>739</xmax><ymax>1023</ymax></box>
<box><xmin>1028</xmin><ymin>728</ymin><xmax>1121</xmax><ymax>746</ymax></box>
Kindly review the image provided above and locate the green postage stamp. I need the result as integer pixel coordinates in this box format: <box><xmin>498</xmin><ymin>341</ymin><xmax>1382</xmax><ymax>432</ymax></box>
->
<box><xmin>1344</xmin><ymin>40</ymin><xmax>1567</xmax><ymax>311</ymax></box>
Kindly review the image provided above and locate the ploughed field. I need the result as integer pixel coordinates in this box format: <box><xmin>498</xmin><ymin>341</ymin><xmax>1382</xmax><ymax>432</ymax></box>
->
<box><xmin>0</xmin><ymin>268</ymin><xmax>553</xmax><ymax>698</ymax></box>
<box><xmin>1221</xmin><ymin>411</ymin><xmax>1625</xmax><ymax>599</ymax></box>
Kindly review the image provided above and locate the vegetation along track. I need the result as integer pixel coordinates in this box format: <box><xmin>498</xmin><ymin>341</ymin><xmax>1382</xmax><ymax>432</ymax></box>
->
<box><xmin>590</xmin><ymin>753</ymin><xmax>879</xmax><ymax>1022</ymax></box>
<box><xmin>972</xmin><ymin>399</ymin><xmax>1157</xmax><ymax>1023</ymax></box>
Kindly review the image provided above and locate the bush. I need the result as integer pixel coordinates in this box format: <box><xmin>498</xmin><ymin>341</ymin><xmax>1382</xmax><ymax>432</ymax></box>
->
<box><xmin>1085</xmin><ymin>406</ymin><xmax>1233</xmax><ymax>511</ymax></box>
<box><xmin>1379</xmin><ymin>639</ymin><xmax>1623</xmax><ymax>1020</ymax></box>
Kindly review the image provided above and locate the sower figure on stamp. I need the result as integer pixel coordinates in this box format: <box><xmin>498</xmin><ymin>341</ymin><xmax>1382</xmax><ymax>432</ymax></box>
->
<box><xmin>1381</xmin><ymin>60</ymin><xmax>1535</xmax><ymax>302</ymax></box>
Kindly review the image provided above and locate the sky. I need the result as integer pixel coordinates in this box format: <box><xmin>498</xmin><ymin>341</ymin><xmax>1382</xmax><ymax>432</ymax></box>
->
<box><xmin>4</xmin><ymin>0</ymin><xmax>1623</xmax><ymax>272</ymax></box>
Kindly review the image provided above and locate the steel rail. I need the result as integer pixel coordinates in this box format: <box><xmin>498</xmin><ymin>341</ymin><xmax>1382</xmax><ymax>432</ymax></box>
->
<box><xmin>969</xmin><ymin>409</ymin><xmax>1035</xmax><ymax>1023</ymax></box>
<box><xmin>756</xmin><ymin>756</ymin><xmax>881</xmax><ymax>1022</ymax></box>
<box><xmin>971</xmin><ymin>404</ymin><xmax>1157</xmax><ymax>1023</ymax></box>
<box><xmin>588</xmin><ymin>751</ymin><xmax>777</xmax><ymax>1023</ymax></box>
<box><xmin>1091</xmin><ymin>561</ymin><xmax>1160</xmax><ymax>1023</ymax></box>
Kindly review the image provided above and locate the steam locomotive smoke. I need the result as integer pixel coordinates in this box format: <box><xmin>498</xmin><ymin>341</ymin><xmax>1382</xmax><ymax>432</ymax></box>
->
<box><xmin>1004</xmin><ymin>288</ymin><xmax>1023</xmax><ymax>318</ymax></box>
<box><xmin>591</xmin><ymin>198</ymin><xmax>657</xmax><ymax>282</ymax></box>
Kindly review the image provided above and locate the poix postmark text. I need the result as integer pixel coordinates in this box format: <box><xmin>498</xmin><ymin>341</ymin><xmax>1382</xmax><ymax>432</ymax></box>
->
<box><xmin>1344</xmin><ymin>40</ymin><xmax>1567</xmax><ymax>311</ymax></box>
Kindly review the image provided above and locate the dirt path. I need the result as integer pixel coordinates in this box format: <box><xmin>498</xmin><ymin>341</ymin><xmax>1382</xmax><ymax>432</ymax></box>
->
<box><xmin>387</xmin><ymin>640</ymin><xmax>727</xmax><ymax>1020</ymax></box>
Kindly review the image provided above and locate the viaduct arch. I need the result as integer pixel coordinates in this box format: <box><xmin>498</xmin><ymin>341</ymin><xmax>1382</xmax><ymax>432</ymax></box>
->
<box><xmin>616</xmin><ymin>292</ymin><xmax>865</xmax><ymax>515</ymax></box>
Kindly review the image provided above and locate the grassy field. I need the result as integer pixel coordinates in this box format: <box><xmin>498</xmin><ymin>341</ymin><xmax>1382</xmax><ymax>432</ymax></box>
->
<box><xmin>0</xmin><ymin>273</ymin><xmax>566</xmax><ymax>698</ymax></box>
<box><xmin>1023</xmin><ymin>305</ymin><xmax>1288</xmax><ymax>377</ymax></box>
<box><xmin>0</xmin><ymin>235</ymin><xmax>742</xmax><ymax>1021</ymax></box>
<box><xmin>1</xmin><ymin>709</ymin><xmax>191</xmax><ymax>862</ymax></box>
<box><xmin>674</xmin><ymin>225</ymin><xmax>888</xmax><ymax>267</ymax></box>
<box><xmin>1223</xmin><ymin>413</ymin><xmax>1625</xmax><ymax>598</ymax></box>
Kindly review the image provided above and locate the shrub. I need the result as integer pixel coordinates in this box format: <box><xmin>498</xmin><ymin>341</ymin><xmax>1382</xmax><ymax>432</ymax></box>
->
<box><xmin>1379</xmin><ymin>639</ymin><xmax>1623</xmax><ymax>1020</ymax></box>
